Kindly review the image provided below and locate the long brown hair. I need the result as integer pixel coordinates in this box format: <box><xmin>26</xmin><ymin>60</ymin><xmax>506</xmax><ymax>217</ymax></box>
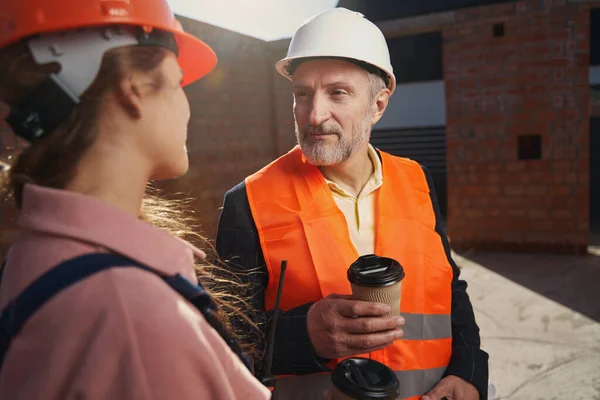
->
<box><xmin>0</xmin><ymin>39</ymin><xmax>259</xmax><ymax>356</ymax></box>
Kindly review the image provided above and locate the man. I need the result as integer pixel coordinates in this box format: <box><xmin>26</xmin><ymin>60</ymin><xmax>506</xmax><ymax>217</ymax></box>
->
<box><xmin>216</xmin><ymin>8</ymin><xmax>488</xmax><ymax>400</ymax></box>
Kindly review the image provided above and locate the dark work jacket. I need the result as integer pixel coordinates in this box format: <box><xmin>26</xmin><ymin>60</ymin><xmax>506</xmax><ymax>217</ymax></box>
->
<box><xmin>215</xmin><ymin>155</ymin><xmax>489</xmax><ymax>400</ymax></box>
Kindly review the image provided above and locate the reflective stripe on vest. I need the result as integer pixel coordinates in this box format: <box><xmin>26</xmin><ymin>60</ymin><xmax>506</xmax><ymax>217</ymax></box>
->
<box><xmin>400</xmin><ymin>313</ymin><xmax>451</xmax><ymax>340</ymax></box>
<box><xmin>246</xmin><ymin>146</ymin><xmax>453</xmax><ymax>398</ymax></box>
<box><xmin>272</xmin><ymin>367</ymin><xmax>446</xmax><ymax>400</ymax></box>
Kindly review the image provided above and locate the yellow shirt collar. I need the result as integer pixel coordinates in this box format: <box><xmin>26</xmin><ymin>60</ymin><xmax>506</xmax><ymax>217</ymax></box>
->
<box><xmin>325</xmin><ymin>144</ymin><xmax>383</xmax><ymax>199</ymax></box>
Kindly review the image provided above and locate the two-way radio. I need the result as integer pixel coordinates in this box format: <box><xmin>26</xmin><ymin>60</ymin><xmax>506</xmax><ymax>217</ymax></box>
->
<box><xmin>260</xmin><ymin>260</ymin><xmax>288</xmax><ymax>388</ymax></box>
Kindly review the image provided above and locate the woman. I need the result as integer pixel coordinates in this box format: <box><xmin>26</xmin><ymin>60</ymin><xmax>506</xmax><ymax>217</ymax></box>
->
<box><xmin>0</xmin><ymin>1</ymin><xmax>270</xmax><ymax>399</ymax></box>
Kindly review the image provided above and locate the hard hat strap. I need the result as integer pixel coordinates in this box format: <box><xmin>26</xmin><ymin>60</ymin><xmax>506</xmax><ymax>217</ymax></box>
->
<box><xmin>6</xmin><ymin>75</ymin><xmax>78</xmax><ymax>142</ymax></box>
<box><xmin>6</xmin><ymin>26</ymin><xmax>179</xmax><ymax>141</ymax></box>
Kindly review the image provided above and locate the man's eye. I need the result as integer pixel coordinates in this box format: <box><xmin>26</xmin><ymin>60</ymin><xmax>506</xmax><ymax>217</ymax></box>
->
<box><xmin>332</xmin><ymin>90</ymin><xmax>347</xmax><ymax>96</ymax></box>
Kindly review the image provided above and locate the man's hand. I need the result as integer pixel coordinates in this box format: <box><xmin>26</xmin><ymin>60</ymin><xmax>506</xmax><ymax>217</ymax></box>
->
<box><xmin>307</xmin><ymin>294</ymin><xmax>405</xmax><ymax>359</ymax></box>
<box><xmin>421</xmin><ymin>375</ymin><xmax>479</xmax><ymax>400</ymax></box>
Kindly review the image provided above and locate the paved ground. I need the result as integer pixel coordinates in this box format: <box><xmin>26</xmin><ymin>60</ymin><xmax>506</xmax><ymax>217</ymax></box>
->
<box><xmin>454</xmin><ymin>249</ymin><xmax>600</xmax><ymax>400</ymax></box>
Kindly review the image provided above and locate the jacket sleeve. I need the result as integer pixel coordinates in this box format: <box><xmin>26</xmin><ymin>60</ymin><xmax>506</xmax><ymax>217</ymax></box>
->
<box><xmin>421</xmin><ymin>166</ymin><xmax>489</xmax><ymax>400</ymax></box>
<box><xmin>215</xmin><ymin>182</ymin><xmax>331</xmax><ymax>380</ymax></box>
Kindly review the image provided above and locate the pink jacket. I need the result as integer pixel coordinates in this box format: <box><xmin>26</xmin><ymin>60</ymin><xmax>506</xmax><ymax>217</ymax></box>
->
<box><xmin>0</xmin><ymin>184</ymin><xmax>270</xmax><ymax>400</ymax></box>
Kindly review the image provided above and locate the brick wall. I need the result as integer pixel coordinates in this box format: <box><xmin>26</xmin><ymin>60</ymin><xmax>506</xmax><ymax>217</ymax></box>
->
<box><xmin>2</xmin><ymin>4</ymin><xmax>594</xmax><ymax>258</ymax></box>
<box><xmin>444</xmin><ymin>0</ymin><xmax>592</xmax><ymax>254</ymax></box>
<box><xmin>266</xmin><ymin>38</ymin><xmax>296</xmax><ymax>155</ymax></box>
<box><xmin>160</xmin><ymin>17</ymin><xmax>279</xmax><ymax>239</ymax></box>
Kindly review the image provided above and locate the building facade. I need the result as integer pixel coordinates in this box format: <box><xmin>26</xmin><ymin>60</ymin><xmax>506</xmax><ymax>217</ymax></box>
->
<box><xmin>1</xmin><ymin>0</ymin><xmax>598</xmax><ymax>258</ymax></box>
<box><xmin>341</xmin><ymin>0</ymin><xmax>600</xmax><ymax>254</ymax></box>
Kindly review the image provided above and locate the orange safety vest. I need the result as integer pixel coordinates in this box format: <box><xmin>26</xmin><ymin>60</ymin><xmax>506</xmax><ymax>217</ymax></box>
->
<box><xmin>246</xmin><ymin>146</ymin><xmax>453</xmax><ymax>400</ymax></box>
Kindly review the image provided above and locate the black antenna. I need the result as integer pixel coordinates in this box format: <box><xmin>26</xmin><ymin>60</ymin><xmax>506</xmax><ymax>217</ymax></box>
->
<box><xmin>261</xmin><ymin>260</ymin><xmax>287</xmax><ymax>388</ymax></box>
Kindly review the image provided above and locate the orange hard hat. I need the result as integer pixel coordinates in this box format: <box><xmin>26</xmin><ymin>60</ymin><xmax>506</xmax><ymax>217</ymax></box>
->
<box><xmin>0</xmin><ymin>0</ymin><xmax>217</xmax><ymax>86</ymax></box>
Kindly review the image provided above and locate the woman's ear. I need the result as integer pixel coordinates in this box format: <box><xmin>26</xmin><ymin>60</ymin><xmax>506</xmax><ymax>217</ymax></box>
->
<box><xmin>115</xmin><ymin>73</ymin><xmax>144</xmax><ymax>119</ymax></box>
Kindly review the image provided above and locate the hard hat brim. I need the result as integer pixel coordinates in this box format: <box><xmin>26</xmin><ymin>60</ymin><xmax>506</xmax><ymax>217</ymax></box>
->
<box><xmin>276</xmin><ymin>55</ymin><xmax>396</xmax><ymax>94</ymax></box>
<box><xmin>0</xmin><ymin>20</ymin><xmax>216</xmax><ymax>87</ymax></box>
<box><xmin>173</xmin><ymin>30</ymin><xmax>217</xmax><ymax>87</ymax></box>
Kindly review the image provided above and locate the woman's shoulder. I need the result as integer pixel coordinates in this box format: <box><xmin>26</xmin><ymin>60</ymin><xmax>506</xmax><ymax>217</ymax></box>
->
<box><xmin>2</xmin><ymin>232</ymin><xmax>270</xmax><ymax>399</ymax></box>
<box><xmin>1</xmin><ymin>232</ymin><xmax>103</xmax><ymax>304</ymax></box>
<box><xmin>90</xmin><ymin>263</ymin><xmax>272</xmax><ymax>400</ymax></box>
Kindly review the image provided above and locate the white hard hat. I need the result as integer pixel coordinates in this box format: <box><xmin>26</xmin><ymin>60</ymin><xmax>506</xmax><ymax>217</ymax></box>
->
<box><xmin>276</xmin><ymin>8</ymin><xmax>396</xmax><ymax>94</ymax></box>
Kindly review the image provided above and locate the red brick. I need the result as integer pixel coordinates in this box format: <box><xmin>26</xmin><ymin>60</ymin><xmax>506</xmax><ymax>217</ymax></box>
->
<box><xmin>550</xmin><ymin>185</ymin><xmax>572</xmax><ymax>196</ymax></box>
<box><xmin>490</xmin><ymin>2</ymin><xmax>517</xmax><ymax>16</ymax></box>
<box><xmin>505</xmin><ymin>186</ymin><xmax>525</xmax><ymax>196</ymax></box>
<box><xmin>464</xmin><ymin>185</ymin><xmax>485</xmax><ymax>196</ymax></box>
<box><xmin>528</xmin><ymin>208</ymin><xmax>549</xmax><ymax>219</ymax></box>
<box><xmin>486</xmin><ymin>185</ymin><xmax>501</xmax><ymax>195</ymax></box>
<box><xmin>525</xmin><ymin>185</ymin><xmax>549</xmax><ymax>196</ymax></box>
<box><xmin>507</xmin><ymin>209</ymin><xmax>527</xmax><ymax>218</ymax></box>
<box><xmin>576</xmin><ymin>186</ymin><xmax>588</xmax><ymax>198</ymax></box>
<box><xmin>519</xmin><ymin>174</ymin><xmax>533</xmax><ymax>184</ymax></box>
<box><xmin>465</xmin><ymin>209</ymin><xmax>485</xmax><ymax>219</ymax></box>
<box><xmin>444</xmin><ymin>1</ymin><xmax>588</xmax><ymax>254</ymax></box>
<box><xmin>489</xmin><ymin>209</ymin><xmax>501</xmax><ymax>217</ymax></box>
<box><xmin>564</xmin><ymin>172</ymin><xmax>578</xmax><ymax>184</ymax></box>
<box><xmin>552</xmin><ymin>209</ymin><xmax>573</xmax><ymax>219</ymax></box>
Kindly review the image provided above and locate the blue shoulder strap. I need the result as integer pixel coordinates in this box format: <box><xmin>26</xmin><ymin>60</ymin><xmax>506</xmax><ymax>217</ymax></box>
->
<box><xmin>0</xmin><ymin>253</ymin><xmax>251</xmax><ymax>372</ymax></box>
<box><xmin>0</xmin><ymin>260</ymin><xmax>6</xmax><ymax>289</ymax></box>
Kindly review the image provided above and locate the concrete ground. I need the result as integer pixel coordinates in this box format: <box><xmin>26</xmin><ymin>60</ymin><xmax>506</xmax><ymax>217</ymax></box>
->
<box><xmin>453</xmin><ymin>249</ymin><xmax>600</xmax><ymax>400</ymax></box>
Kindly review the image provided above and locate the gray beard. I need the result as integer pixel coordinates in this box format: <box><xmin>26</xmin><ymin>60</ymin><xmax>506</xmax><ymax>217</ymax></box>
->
<box><xmin>295</xmin><ymin>114</ymin><xmax>372</xmax><ymax>166</ymax></box>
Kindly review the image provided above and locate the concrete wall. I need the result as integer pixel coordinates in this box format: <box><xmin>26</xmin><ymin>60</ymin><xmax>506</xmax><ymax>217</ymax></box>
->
<box><xmin>376</xmin><ymin>80</ymin><xmax>446</xmax><ymax>129</ymax></box>
<box><xmin>591</xmin><ymin>65</ymin><xmax>600</xmax><ymax>84</ymax></box>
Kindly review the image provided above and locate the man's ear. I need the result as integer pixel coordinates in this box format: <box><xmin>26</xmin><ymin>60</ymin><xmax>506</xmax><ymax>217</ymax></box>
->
<box><xmin>115</xmin><ymin>73</ymin><xmax>144</xmax><ymax>119</ymax></box>
<box><xmin>370</xmin><ymin>88</ymin><xmax>391</xmax><ymax>126</ymax></box>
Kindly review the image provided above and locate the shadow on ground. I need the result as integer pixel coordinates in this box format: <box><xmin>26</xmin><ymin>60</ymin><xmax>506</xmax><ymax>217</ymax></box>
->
<box><xmin>458</xmin><ymin>248</ymin><xmax>600</xmax><ymax>323</ymax></box>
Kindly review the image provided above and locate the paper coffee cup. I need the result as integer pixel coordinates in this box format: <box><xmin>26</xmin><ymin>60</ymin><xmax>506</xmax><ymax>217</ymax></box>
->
<box><xmin>331</xmin><ymin>357</ymin><xmax>400</xmax><ymax>400</ymax></box>
<box><xmin>347</xmin><ymin>254</ymin><xmax>405</xmax><ymax>316</ymax></box>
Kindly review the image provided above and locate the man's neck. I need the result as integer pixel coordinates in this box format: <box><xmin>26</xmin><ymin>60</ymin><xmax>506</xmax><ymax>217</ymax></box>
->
<box><xmin>318</xmin><ymin>144</ymin><xmax>373</xmax><ymax>197</ymax></box>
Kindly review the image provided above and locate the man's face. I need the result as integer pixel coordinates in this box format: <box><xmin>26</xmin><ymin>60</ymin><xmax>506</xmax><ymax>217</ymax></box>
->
<box><xmin>292</xmin><ymin>59</ymin><xmax>375</xmax><ymax>166</ymax></box>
